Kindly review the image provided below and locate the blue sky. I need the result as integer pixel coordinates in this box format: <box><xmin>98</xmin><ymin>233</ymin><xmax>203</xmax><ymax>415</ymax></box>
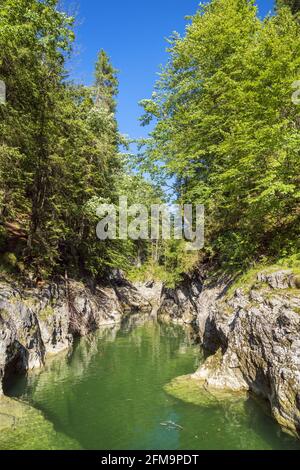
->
<box><xmin>63</xmin><ymin>0</ymin><xmax>275</xmax><ymax>140</ymax></box>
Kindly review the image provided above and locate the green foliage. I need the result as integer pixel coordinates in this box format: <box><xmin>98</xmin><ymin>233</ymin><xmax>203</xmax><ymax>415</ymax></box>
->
<box><xmin>0</xmin><ymin>0</ymin><xmax>157</xmax><ymax>280</ymax></box>
<box><xmin>1</xmin><ymin>0</ymin><xmax>299</xmax><ymax>285</ymax></box>
<box><xmin>2</xmin><ymin>252</ymin><xmax>17</xmax><ymax>268</ymax></box>
<box><xmin>128</xmin><ymin>240</ymin><xmax>199</xmax><ymax>287</ymax></box>
<box><xmin>276</xmin><ymin>0</ymin><xmax>300</xmax><ymax>15</ymax></box>
<box><xmin>95</xmin><ymin>50</ymin><xmax>119</xmax><ymax>114</ymax></box>
<box><xmin>140</xmin><ymin>0</ymin><xmax>300</xmax><ymax>271</ymax></box>
<box><xmin>225</xmin><ymin>259</ymin><xmax>300</xmax><ymax>299</ymax></box>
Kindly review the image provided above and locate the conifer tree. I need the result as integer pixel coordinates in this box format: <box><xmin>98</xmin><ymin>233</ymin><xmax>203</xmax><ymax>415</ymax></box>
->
<box><xmin>0</xmin><ymin>2</ymin><xmax>125</xmax><ymax>278</ymax></box>
<box><xmin>95</xmin><ymin>49</ymin><xmax>119</xmax><ymax>113</ymax></box>
<box><xmin>276</xmin><ymin>0</ymin><xmax>300</xmax><ymax>15</ymax></box>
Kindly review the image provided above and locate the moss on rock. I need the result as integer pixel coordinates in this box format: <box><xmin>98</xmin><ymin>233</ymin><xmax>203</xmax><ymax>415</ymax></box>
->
<box><xmin>293</xmin><ymin>275</ymin><xmax>300</xmax><ymax>289</ymax></box>
<box><xmin>0</xmin><ymin>396</ymin><xmax>81</xmax><ymax>449</ymax></box>
<box><xmin>164</xmin><ymin>374</ymin><xmax>247</xmax><ymax>407</ymax></box>
<box><xmin>39</xmin><ymin>306</ymin><xmax>55</xmax><ymax>321</ymax></box>
<box><xmin>0</xmin><ymin>308</ymin><xmax>10</xmax><ymax>321</ymax></box>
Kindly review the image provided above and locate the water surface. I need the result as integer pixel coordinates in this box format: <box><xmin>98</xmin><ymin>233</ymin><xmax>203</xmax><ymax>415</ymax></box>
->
<box><xmin>3</xmin><ymin>320</ymin><xmax>300</xmax><ymax>450</ymax></box>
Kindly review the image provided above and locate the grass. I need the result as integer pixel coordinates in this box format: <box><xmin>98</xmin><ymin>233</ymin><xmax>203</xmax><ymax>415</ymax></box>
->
<box><xmin>127</xmin><ymin>261</ymin><xmax>172</xmax><ymax>284</ymax></box>
<box><xmin>224</xmin><ymin>256</ymin><xmax>300</xmax><ymax>301</ymax></box>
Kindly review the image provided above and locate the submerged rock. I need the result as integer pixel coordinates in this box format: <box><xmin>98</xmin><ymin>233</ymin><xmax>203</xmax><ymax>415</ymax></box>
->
<box><xmin>0</xmin><ymin>395</ymin><xmax>82</xmax><ymax>449</ymax></box>
<box><xmin>159</xmin><ymin>268</ymin><xmax>300</xmax><ymax>438</ymax></box>
<box><xmin>0</xmin><ymin>396</ymin><xmax>39</xmax><ymax>432</ymax></box>
<box><xmin>164</xmin><ymin>374</ymin><xmax>247</xmax><ymax>407</ymax></box>
<box><xmin>192</xmin><ymin>272</ymin><xmax>300</xmax><ymax>437</ymax></box>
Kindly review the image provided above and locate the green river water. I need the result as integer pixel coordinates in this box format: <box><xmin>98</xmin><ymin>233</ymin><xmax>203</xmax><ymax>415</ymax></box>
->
<box><xmin>1</xmin><ymin>320</ymin><xmax>300</xmax><ymax>450</ymax></box>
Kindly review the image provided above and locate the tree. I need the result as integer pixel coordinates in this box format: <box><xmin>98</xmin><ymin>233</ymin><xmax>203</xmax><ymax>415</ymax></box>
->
<box><xmin>0</xmin><ymin>0</ymin><xmax>75</xmax><ymax>275</ymax></box>
<box><xmin>276</xmin><ymin>0</ymin><xmax>300</xmax><ymax>15</ymax></box>
<box><xmin>0</xmin><ymin>1</ymin><xmax>126</xmax><ymax>279</ymax></box>
<box><xmin>94</xmin><ymin>49</ymin><xmax>119</xmax><ymax>113</ymax></box>
<box><xmin>140</xmin><ymin>0</ymin><xmax>300</xmax><ymax>269</ymax></box>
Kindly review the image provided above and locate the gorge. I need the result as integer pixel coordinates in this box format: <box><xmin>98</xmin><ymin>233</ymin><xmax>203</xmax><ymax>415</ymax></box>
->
<box><xmin>1</xmin><ymin>0</ymin><xmax>300</xmax><ymax>452</ymax></box>
<box><xmin>0</xmin><ymin>267</ymin><xmax>299</xmax><ymax>449</ymax></box>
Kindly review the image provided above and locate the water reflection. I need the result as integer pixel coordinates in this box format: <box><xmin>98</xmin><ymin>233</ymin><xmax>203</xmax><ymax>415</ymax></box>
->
<box><xmin>5</xmin><ymin>321</ymin><xmax>300</xmax><ymax>450</ymax></box>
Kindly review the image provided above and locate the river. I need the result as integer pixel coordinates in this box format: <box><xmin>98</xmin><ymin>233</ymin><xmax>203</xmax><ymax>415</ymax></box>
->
<box><xmin>1</xmin><ymin>320</ymin><xmax>300</xmax><ymax>450</ymax></box>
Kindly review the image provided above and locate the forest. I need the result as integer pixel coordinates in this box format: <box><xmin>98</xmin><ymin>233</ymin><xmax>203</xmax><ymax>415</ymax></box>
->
<box><xmin>0</xmin><ymin>0</ymin><xmax>299</xmax><ymax>285</ymax></box>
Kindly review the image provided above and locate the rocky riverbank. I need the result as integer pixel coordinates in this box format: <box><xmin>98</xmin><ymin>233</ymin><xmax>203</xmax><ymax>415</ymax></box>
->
<box><xmin>0</xmin><ymin>275</ymin><xmax>158</xmax><ymax>396</ymax></box>
<box><xmin>1</xmin><ymin>268</ymin><xmax>300</xmax><ymax>439</ymax></box>
<box><xmin>159</xmin><ymin>269</ymin><xmax>300</xmax><ymax>438</ymax></box>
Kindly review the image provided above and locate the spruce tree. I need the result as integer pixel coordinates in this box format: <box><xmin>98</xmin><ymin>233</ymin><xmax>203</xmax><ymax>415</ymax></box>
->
<box><xmin>95</xmin><ymin>49</ymin><xmax>118</xmax><ymax>113</ymax></box>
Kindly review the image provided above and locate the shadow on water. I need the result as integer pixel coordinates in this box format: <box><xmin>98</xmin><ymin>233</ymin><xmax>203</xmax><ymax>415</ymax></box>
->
<box><xmin>4</xmin><ymin>319</ymin><xmax>300</xmax><ymax>450</ymax></box>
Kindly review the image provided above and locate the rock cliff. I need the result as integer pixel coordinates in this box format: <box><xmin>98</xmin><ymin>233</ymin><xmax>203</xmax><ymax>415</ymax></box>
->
<box><xmin>1</xmin><ymin>268</ymin><xmax>300</xmax><ymax>438</ymax></box>
<box><xmin>0</xmin><ymin>277</ymin><xmax>152</xmax><ymax>395</ymax></box>
<box><xmin>157</xmin><ymin>273</ymin><xmax>204</xmax><ymax>325</ymax></box>
<box><xmin>193</xmin><ymin>270</ymin><xmax>300</xmax><ymax>436</ymax></box>
<box><xmin>160</xmin><ymin>269</ymin><xmax>300</xmax><ymax>437</ymax></box>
